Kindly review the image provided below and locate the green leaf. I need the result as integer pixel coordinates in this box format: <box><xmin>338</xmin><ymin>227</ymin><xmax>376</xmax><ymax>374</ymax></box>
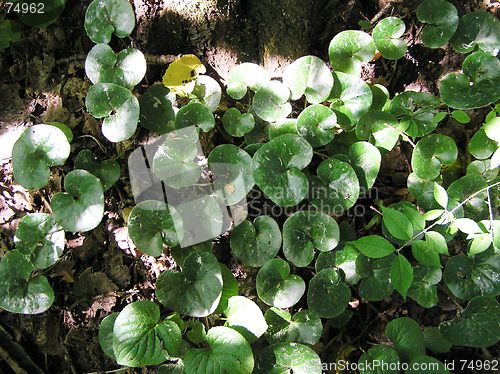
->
<box><xmin>411</xmin><ymin>241</ymin><xmax>441</xmax><ymax>267</ymax></box>
<box><xmin>192</xmin><ymin>75</ymin><xmax>221</xmax><ymax>112</ymax></box>
<box><xmin>215</xmin><ymin>263</ymin><xmax>238</xmax><ymax>314</ymax></box>
<box><xmin>439</xmin><ymin>51</ymin><xmax>500</xmax><ymax>110</ymax></box>
<box><xmin>256</xmin><ymin>258</ymin><xmax>305</xmax><ymax>308</ymax></box>
<box><xmin>85</xmin><ymin>44</ymin><xmax>146</xmax><ymax>88</ymax></box>
<box><xmin>406</xmin><ymin>356</ymin><xmax>450</xmax><ymax>374</ymax></box>
<box><xmin>296</xmin><ymin>104</ymin><xmax>337</xmax><ymax>148</ymax></box>
<box><xmin>156</xmin><ymin>251</ymin><xmax>223</xmax><ymax>317</ymax></box>
<box><xmin>309</xmin><ymin>157</ymin><xmax>360</xmax><ymax>214</ymax></box>
<box><xmin>451</xmin><ymin>11</ymin><xmax>500</xmax><ymax>55</ymax></box>
<box><xmin>307</xmin><ymin>268</ymin><xmax>351</xmax><ymax>318</ymax></box>
<box><xmin>373</xmin><ymin>17</ymin><xmax>407</xmax><ymax>60</ymax></box>
<box><xmin>12</xmin><ymin>124</ymin><xmax>71</xmax><ymax>190</ymax></box>
<box><xmin>283</xmin><ymin>55</ymin><xmax>333</xmax><ymax>103</ymax></box>
<box><xmin>417</xmin><ymin>0</ymin><xmax>458</xmax><ymax>48</ymax></box>
<box><xmin>423</xmin><ymin>327</ymin><xmax>452</xmax><ymax>354</ymax></box>
<box><xmin>385</xmin><ymin>317</ymin><xmax>426</xmax><ymax>362</ymax></box>
<box><xmin>264</xmin><ymin>308</ymin><xmax>323</xmax><ymax>346</ymax></box>
<box><xmin>283</xmin><ymin>210</ymin><xmax>339</xmax><ymax>267</ymax></box>
<box><xmin>358</xmin><ymin>345</ymin><xmax>400</xmax><ymax>374</ymax></box>
<box><xmin>127</xmin><ymin>200</ymin><xmax>182</xmax><ymax>256</ymax></box>
<box><xmin>443</xmin><ymin>250</ymin><xmax>500</xmax><ymax>300</ymax></box>
<box><xmin>224</xmin><ymin>296</ymin><xmax>268</xmax><ymax>343</ymax></box>
<box><xmin>185</xmin><ymin>320</ymin><xmax>207</xmax><ymax>345</ymax></box>
<box><xmin>152</xmin><ymin>137</ymin><xmax>201</xmax><ymax>189</ymax></box>
<box><xmin>329</xmin><ymin>71</ymin><xmax>373</xmax><ymax>128</ymax></box>
<box><xmin>0</xmin><ymin>19</ymin><xmax>22</xmax><ymax>50</ymax></box>
<box><xmin>469</xmin><ymin>129</ymin><xmax>498</xmax><ymax>160</ymax></box>
<box><xmin>158</xmin><ymin>361</ymin><xmax>185</xmax><ymax>374</ymax></box>
<box><xmin>139</xmin><ymin>84</ymin><xmax>176</xmax><ymax>134</ymax></box>
<box><xmin>230</xmin><ymin>216</ymin><xmax>281</xmax><ymax>267</ymax></box>
<box><xmin>14</xmin><ymin>213</ymin><xmax>64</xmax><ymax>269</ymax></box>
<box><xmin>425</xmin><ymin>231</ymin><xmax>449</xmax><ymax>255</ymax></box>
<box><xmin>433</xmin><ymin>182</ymin><xmax>448</xmax><ymax>209</ymax></box>
<box><xmin>491</xmin><ymin>148</ymin><xmax>500</xmax><ymax>169</ymax></box>
<box><xmin>351</xmin><ymin>235</ymin><xmax>396</xmax><ymax>258</ymax></box>
<box><xmin>451</xmin><ymin>110</ymin><xmax>471</xmax><ymax>124</ymax></box>
<box><xmin>252</xmin><ymin>81</ymin><xmax>292</xmax><ymax>122</ymax></box>
<box><xmin>483</xmin><ymin>116</ymin><xmax>500</xmax><ymax>142</ymax></box>
<box><xmin>226</xmin><ymin>63</ymin><xmax>270</xmax><ymax>100</ymax></box>
<box><xmin>411</xmin><ymin>134</ymin><xmax>458</xmax><ymax>180</ymax></box>
<box><xmin>74</xmin><ymin>149</ymin><xmax>120</xmax><ymax>191</ymax></box>
<box><xmin>390</xmin><ymin>254</ymin><xmax>413</xmax><ymax>299</ymax></box>
<box><xmin>17</xmin><ymin>0</ymin><xmax>66</xmax><ymax>28</ymax></box>
<box><xmin>447</xmin><ymin>174</ymin><xmax>488</xmax><ymax>220</ymax></box>
<box><xmin>0</xmin><ymin>250</ymin><xmax>54</xmax><ymax>314</ymax></box>
<box><xmin>389</xmin><ymin>92</ymin><xmax>441</xmax><ymax>138</ymax></box>
<box><xmin>98</xmin><ymin>313</ymin><xmax>118</xmax><ymax>359</ymax></box>
<box><xmin>85</xmin><ymin>83</ymin><xmax>139</xmax><ymax>142</ymax></box>
<box><xmin>349</xmin><ymin>141</ymin><xmax>381</xmax><ymax>190</ymax></box>
<box><xmin>113</xmin><ymin>300</ymin><xmax>182</xmax><ymax>367</ymax></box>
<box><xmin>51</xmin><ymin>170</ymin><xmax>104</xmax><ymax>232</ymax></box>
<box><xmin>84</xmin><ymin>0</ymin><xmax>135</xmax><ymax>44</ymax></box>
<box><xmin>407</xmin><ymin>172</ymin><xmax>437</xmax><ymax>211</ymax></box>
<box><xmin>184</xmin><ymin>326</ymin><xmax>254</xmax><ymax>374</ymax></box>
<box><xmin>439</xmin><ymin>296</ymin><xmax>500</xmax><ymax>348</ymax></box>
<box><xmin>328</xmin><ymin>30</ymin><xmax>376</xmax><ymax>76</ymax></box>
<box><xmin>469</xmin><ymin>233</ymin><xmax>492</xmax><ymax>256</ymax></box>
<box><xmin>453</xmin><ymin>218</ymin><xmax>482</xmax><ymax>234</ymax></box>
<box><xmin>382</xmin><ymin>207</ymin><xmax>413</xmax><ymax>241</ymax></box>
<box><xmin>407</xmin><ymin>265</ymin><xmax>442</xmax><ymax>308</ymax></box>
<box><xmin>316</xmin><ymin>243</ymin><xmax>362</xmax><ymax>285</ymax></box>
<box><xmin>268</xmin><ymin>118</ymin><xmax>298</xmax><ymax>139</ymax></box>
<box><xmin>356</xmin><ymin>111</ymin><xmax>403</xmax><ymax>151</ymax></box>
<box><xmin>252</xmin><ymin>134</ymin><xmax>312</xmax><ymax>207</ymax></box>
<box><xmin>357</xmin><ymin>254</ymin><xmax>396</xmax><ymax>301</ymax></box>
<box><xmin>254</xmin><ymin>342</ymin><xmax>322</xmax><ymax>374</ymax></box>
<box><xmin>207</xmin><ymin>144</ymin><xmax>255</xmax><ymax>206</ymax></box>
<box><xmin>175</xmin><ymin>101</ymin><xmax>215</xmax><ymax>132</ymax></box>
<box><xmin>222</xmin><ymin>108</ymin><xmax>255</xmax><ymax>137</ymax></box>
<box><xmin>370</xmin><ymin>84</ymin><xmax>390</xmax><ymax>111</ymax></box>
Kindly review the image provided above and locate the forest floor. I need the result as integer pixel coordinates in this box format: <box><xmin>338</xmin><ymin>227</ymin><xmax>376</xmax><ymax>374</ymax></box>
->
<box><xmin>0</xmin><ymin>0</ymin><xmax>498</xmax><ymax>373</ymax></box>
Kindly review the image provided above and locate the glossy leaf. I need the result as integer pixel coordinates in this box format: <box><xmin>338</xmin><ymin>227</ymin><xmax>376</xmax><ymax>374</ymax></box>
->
<box><xmin>356</xmin><ymin>111</ymin><xmax>403</xmax><ymax>151</ymax></box>
<box><xmin>84</xmin><ymin>0</ymin><xmax>135</xmax><ymax>44</ymax></box>
<box><xmin>356</xmin><ymin>254</ymin><xmax>395</xmax><ymax>301</ymax></box>
<box><xmin>385</xmin><ymin>317</ymin><xmax>426</xmax><ymax>362</ymax></box>
<box><xmin>192</xmin><ymin>75</ymin><xmax>221</xmax><ymax>112</ymax></box>
<box><xmin>224</xmin><ymin>296</ymin><xmax>268</xmax><ymax>343</ymax></box>
<box><xmin>373</xmin><ymin>17</ymin><xmax>407</xmax><ymax>60</ymax></box>
<box><xmin>390</xmin><ymin>254</ymin><xmax>413</xmax><ymax>299</ymax></box>
<box><xmin>226</xmin><ymin>63</ymin><xmax>270</xmax><ymax>100</ymax></box>
<box><xmin>264</xmin><ymin>308</ymin><xmax>323</xmax><ymax>346</ymax></box>
<box><xmin>222</xmin><ymin>108</ymin><xmax>255</xmax><ymax>137</ymax></box>
<box><xmin>382</xmin><ymin>206</ymin><xmax>413</xmax><ymax>241</ymax></box>
<box><xmin>74</xmin><ymin>149</ymin><xmax>120</xmax><ymax>191</ymax></box>
<box><xmin>358</xmin><ymin>345</ymin><xmax>400</xmax><ymax>374</ymax></box>
<box><xmin>351</xmin><ymin>235</ymin><xmax>396</xmax><ymax>258</ymax></box>
<box><xmin>451</xmin><ymin>11</ymin><xmax>500</xmax><ymax>55</ymax></box>
<box><xmin>411</xmin><ymin>134</ymin><xmax>458</xmax><ymax>180</ymax></box>
<box><xmin>252</xmin><ymin>81</ymin><xmax>292</xmax><ymax>122</ymax></box>
<box><xmin>175</xmin><ymin>102</ymin><xmax>215</xmax><ymax>132</ymax></box>
<box><xmin>328</xmin><ymin>30</ymin><xmax>375</xmax><ymax>76</ymax></box>
<box><xmin>297</xmin><ymin>104</ymin><xmax>337</xmax><ymax>148</ymax></box>
<box><xmin>349</xmin><ymin>141</ymin><xmax>381</xmax><ymax>190</ymax></box>
<box><xmin>98</xmin><ymin>313</ymin><xmax>118</xmax><ymax>359</ymax></box>
<box><xmin>139</xmin><ymin>84</ymin><xmax>176</xmax><ymax>134</ymax></box>
<box><xmin>254</xmin><ymin>342</ymin><xmax>322</xmax><ymax>374</ymax></box>
<box><xmin>417</xmin><ymin>0</ymin><xmax>458</xmax><ymax>48</ymax></box>
<box><xmin>423</xmin><ymin>326</ymin><xmax>452</xmax><ymax>354</ymax></box>
<box><xmin>307</xmin><ymin>268</ymin><xmax>351</xmax><ymax>318</ymax></box>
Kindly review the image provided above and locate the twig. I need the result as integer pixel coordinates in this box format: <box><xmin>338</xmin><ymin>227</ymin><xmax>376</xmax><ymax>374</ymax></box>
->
<box><xmin>145</xmin><ymin>54</ymin><xmax>177</xmax><ymax>65</ymax></box>
<box><xmin>371</xmin><ymin>0</ymin><xmax>403</xmax><ymax>24</ymax></box>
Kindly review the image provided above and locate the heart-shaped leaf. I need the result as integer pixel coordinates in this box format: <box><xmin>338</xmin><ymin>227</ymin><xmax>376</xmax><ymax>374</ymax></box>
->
<box><xmin>0</xmin><ymin>250</ymin><xmax>54</xmax><ymax>314</ymax></box>
<box><xmin>162</xmin><ymin>54</ymin><xmax>206</xmax><ymax>97</ymax></box>
<box><xmin>226</xmin><ymin>63</ymin><xmax>271</xmax><ymax>100</ymax></box>
<box><xmin>407</xmin><ymin>172</ymin><xmax>438</xmax><ymax>211</ymax></box>
<box><xmin>283</xmin><ymin>55</ymin><xmax>333</xmax><ymax>103</ymax></box>
<box><xmin>12</xmin><ymin>124</ymin><xmax>71</xmax><ymax>190</ymax></box>
<box><xmin>152</xmin><ymin>137</ymin><xmax>201</xmax><ymax>189</ymax></box>
<box><xmin>385</xmin><ymin>317</ymin><xmax>426</xmax><ymax>362</ymax></box>
<box><xmin>411</xmin><ymin>134</ymin><xmax>458</xmax><ymax>180</ymax></box>
<box><xmin>127</xmin><ymin>200</ymin><xmax>182</xmax><ymax>256</ymax></box>
<box><xmin>175</xmin><ymin>102</ymin><xmax>215</xmax><ymax>132</ymax></box>
<box><xmin>329</xmin><ymin>72</ymin><xmax>373</xmax><ymax>128</ymax></box>
<box><xmin>417</xmin><ymin>0</ymin><xmax>459</xmax><ymax>48</ymax></box>
<box><xmin>356</xmin><ymin>254</ymin><xmax>395</xmax><ymax>301</ymax></box>
<box><xmin>74</xmin><ymin>149</ymin><xmax>120</xmax><ymax>190</ymax></box>
<box><xmin>112</xmin><ymin>300</ymin><xmax>182</xmax><ymax>367</ymax></box>
<box><xmin>373</xmin><ymin>17</ymin><xmax>407</xmax><ymax>60</ymax></box>
<box><xmin>309</xmin><ymin>157</ymin><xmax>360</xmax><ymax>213</ymax></box>
<box><xmin>252</xmin><ymin>134</ymin><xmax>312</xmax><ymax>207</ymax></box>
<box><xmin>349</xmin><ymin>141</ymin><xmax>381</xmax><ymax>190</ymax></box>
<box><xmin>192</xmin><ymin>75</ymin><xmax>221</xmax><ymax>112</ymax></box>
<box><xmin>252</xmin><ymin>81</ymin><xmax>292</xmax><ymax>122</ymax></box>
<box><xmin>207</xmin><ymin>144</ymin><xmax>255</xmax><ymax>206</ymax></box>
<box><xmin>439</xmin><ymin>295</ymin><xmax>500</xmax><ymax>348</ymax></box>
<box><xmin>222</xmin><ymin>108</ymin><xmax>255</xmax><ymax>137</ymax></box>
<box><xmin>268</xmin><ymin>118</ymin><xmax>298</xmax><ymax>139</ymax></box>
<box><xmin>254</xmin><ymin>342</ymin><xmax>322</xmax><ymax>374</ymax></box>
<box><xmin>443</xmin><ymin>249</ymin><xmax>500</xmax><ymax>300</ymax></box>
<box><xmin>328</xmin><ymin>30</ymin><xmax>375</xmax><ymax>76</ymax></box>
<box><xmin>224</xmin><ymin>296</ymin><xmax>268</xmax><ymax>343</ymax></box>
<box><xmin>283</xmin><ymin>210</ymin><xmax>340</xmax><ymax>267</ymax></box>
<box><xmin>230</xmin><ymin>216</ymin><xmax>281</xmax><ymax>267</ymax></box>
<box><xmin>358</xmin><ymin>345</ymin><xmax>400</xmax><ymax>374</ymax></box>
<box><xmin>307</xmin><ymin>268</ymin><xmax>351</xmax><ymax>318</ymax></box>
<box><xmin>86</xmin><ymin>83</ymin><xmax>139</xmax><ymax>142</ymax></box>
<box><xmin>447</xmin><ymin>174</ymin><xmax>488</xmax><ymax>220</ymax></box>
<box><xmin>51</xmin><ymin>170</ymin><xmax>104</xmax><ymax>232</ymax></box>
<box><xmin>316</xmin><ymin>243</ymin><xmax>362</xmax><ymax>285</ymax></box>
<box><xmin>14</xmin><ymin>213</ymin><xmax>64</xmax><ymax>269</ymax></box>
<box><xmin>264</xmin><ymin>307</ymin><xmax>323</xmax><ymax>346</ymax></box>
<box><xmin>84</xmin><ymin>0</ymin><xmax>135</xmax><ymax>44</ymax></box>
<box><xmin>356</xmin><ymin>111</ymin><xmax>404</xmax><ymax>151</ymax></box>
<box><xmin>389</xmin><ymin>92</ymin><xmax>441</xmax><ymax>138</ymax></box>
<box><xmin>297</xmin><ymin>104</ymin><xmax>337</xmax><ymax>148</ymax></box>
<box><xmin>156</xmin><ymin>251</ymin><xmax>222</xmax><ymax>317</ymax></box>
<box><xmin>98</xmin><ymin>312</ymin><xmax>118</xmax><ymax>359</ymax></box>
<box><xmin>451</xmin><ymin>11</ymin><xmax>500</xmax><ymax>55</ymax></box>
<box><xmin>256</xmin><ymin>258</ymin><xmax>305</xmax><ymax>308</ymax></box>
<box><xmin>139</xmin><ymin>84</ymin><xmax>176</xmax><ymax>134</ymax></box>
<box><xmin>184</xmin><ymin>326</ymin><xmax>254</xmax><ymax>374</ymax></box>
<box><xmin>85</xmin><ymin>44</ymin><xmax>146</xmax><ymax>88</ymax></box>
<box><xmin>440</xmin><ymin>52</ymin><xmax>500</xmax><ymax>110</ymax></box>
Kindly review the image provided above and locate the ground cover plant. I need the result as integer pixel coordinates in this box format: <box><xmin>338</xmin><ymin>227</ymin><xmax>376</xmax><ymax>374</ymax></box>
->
<box><xmin>0</xmin><ymin>0</ymin><xmax>499</xmax><ymax>372</ymax></box>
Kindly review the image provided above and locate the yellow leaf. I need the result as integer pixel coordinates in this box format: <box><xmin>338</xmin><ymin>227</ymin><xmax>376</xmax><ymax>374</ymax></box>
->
<box><xmin>162</xmin><ymin>54</ymin><xmax>206</xmax><ymax>96</ymax></box>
